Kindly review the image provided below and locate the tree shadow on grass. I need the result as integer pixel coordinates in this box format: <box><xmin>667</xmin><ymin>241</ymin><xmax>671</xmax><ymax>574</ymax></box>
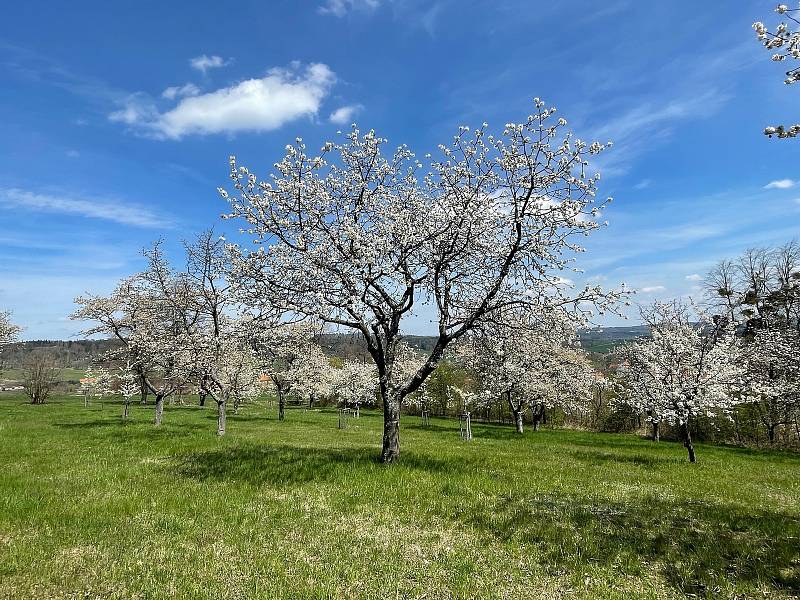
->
<box><xmin>404</xmin><ymin>423</ymin><xmax>458</xmax><ymax>435</ymax></box>
<box><xmin>466</xmin><ymin>491</ymin><xmax>800</xmax><ymax>596</ymax></box>
<box><xmin>169</xmin><ymin>442</ymin><xmax>478</xmax><ymax>487</ymax></box>
<box><xmin>54</xmin><ymin>419</ymin><xmax>210</xmax><ymax>439</ymax></box>
<box><xmin>567</xmin><ymin>448</ymin><xmax>682</xmax><ymax>468</ymax></box>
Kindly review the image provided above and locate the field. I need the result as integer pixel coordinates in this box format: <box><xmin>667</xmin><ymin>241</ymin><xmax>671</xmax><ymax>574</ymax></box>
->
<box><xmin>0</xmin><ymin>395</ymin><xmax>799</xmax><ymax>599</ymax></box>
<box><xmin>0</xmin><ymin>368</ymin><xmax>86</xmax><ymax>383</ymax></box>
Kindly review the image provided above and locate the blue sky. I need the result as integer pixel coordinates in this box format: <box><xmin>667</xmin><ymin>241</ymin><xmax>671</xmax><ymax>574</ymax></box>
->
<box><xmin>1</xmin><ymin>0</ymin><xmax>798</xmax><ymax>339</ymax></box>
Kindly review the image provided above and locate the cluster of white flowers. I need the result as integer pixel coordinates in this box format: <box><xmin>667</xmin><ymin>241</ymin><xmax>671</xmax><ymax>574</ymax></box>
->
<box><xmin>454</xmin><ymin>308</ymin><xmax>595</xmax><ymax>433</ymax></box>
<box><xmin>704</xmin><ymin>243</ymin><xmax>800</xmax><ymax>442</ymax></box>
<box><xmin>616</xmin><ymin>301</ymin><xmax>743</xmax><ymax>461</ymax></box>
<box><xmin>333</xmin><ymin>359</ymin><xmax>377</xmax><ymax>413</ymax></box>
<box><xmin>753</xmin><ymin>5</ymin><xmax>800</xmax><ymax>136</ymax></box>
<box><xmin>0</xmin><ymin>310</ymin><xmax>20</xmax><ymax>348</ymax></box>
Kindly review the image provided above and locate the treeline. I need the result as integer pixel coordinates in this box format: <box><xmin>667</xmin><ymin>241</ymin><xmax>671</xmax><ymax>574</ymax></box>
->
<box><xmin>1</xmin><ymin>339</ymin><xmax>122</xmax><ymax>371</ymax></box>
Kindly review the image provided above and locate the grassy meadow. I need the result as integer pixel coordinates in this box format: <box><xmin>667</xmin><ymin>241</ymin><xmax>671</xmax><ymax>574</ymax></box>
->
<box><xmin>0</xmin><ymin>394</ymin><xmax>798</xmax><ymax>599</ymax></box>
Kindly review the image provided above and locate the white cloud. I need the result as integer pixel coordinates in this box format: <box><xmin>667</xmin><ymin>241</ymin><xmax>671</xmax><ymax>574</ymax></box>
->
<box><xmin>108</xmin><ymin>92</ymin><xmax>159</xmax><ymax>125</ymax></box>
<box><xmin>162</xmin><ymin>83</ymin><xmax>200</xmax><ymax>100</ymax></box>
<box><xmin>189</xmin><ymin>54</ymin><xmax>228</xmax><ymax>73</ymax></box>
<box><xmin>633</xmin><ymin>178</ymin><xmax>652</xmax><ymax>190</ymax></box>
<box><xmin>764</xmin><ymin>178</ymin><xmax>796</xmax><ymax>190</ymax></box>
<box><xmin>685</xmin><ymin>273</ymin><xmax>702</xmax><ymax>281</ymax></box>
<box><xmin>329</xmin><ymin>103</ymin><xmax>363</xmax><ymax>124</ymax></box>
<box><xmin>0</xmin><ymin>188</ymin><xmax>170</xmax><ymax>228</ymax></box>
<box><xmin>318</xmin><ymin>0</ymin><xmax>381</xmax><ymax>17</ymax></box>
<box><xmin>110</xmin><ymin>63</ymin><xmax>336</xmax><ymax>139</ymax></box>
<box><xmin>554</xmin><ymin>276</ymin><xmax>574</xmax><ymax>287</ymax></box>
<box><xmin>640</xmin><ymin>285</ymin><xmax>666</xmax><ymax>294</ymax></box>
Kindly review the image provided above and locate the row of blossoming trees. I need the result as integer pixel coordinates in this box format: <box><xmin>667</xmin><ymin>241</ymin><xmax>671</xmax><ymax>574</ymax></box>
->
<box><xmin>66</xmin><ymin>100</ymin><xmax>629</xmax><ymax>463</ymax></box>
<box><xmin>20</xmin><ymin>96</ymin><xmax>795</xmax><ymax>464</ymax></box>
<box><xmin>614</xmin><ymin>242</ymin><xmax>800</xmax><ymax>461</ymax></box>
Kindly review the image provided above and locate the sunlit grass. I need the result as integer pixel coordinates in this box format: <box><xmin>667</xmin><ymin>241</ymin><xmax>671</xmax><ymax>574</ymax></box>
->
<box><xmin>0</xmin><ymin>395</ymin><xmax>798</xmax><ymax>599</ymax></box>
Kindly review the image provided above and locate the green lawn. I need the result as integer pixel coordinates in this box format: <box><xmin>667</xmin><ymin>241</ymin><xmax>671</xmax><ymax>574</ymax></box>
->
<box><xmin>0</xmin><ymin>396</ymin><xmax>798</xmax><ymax>599</ymax></box>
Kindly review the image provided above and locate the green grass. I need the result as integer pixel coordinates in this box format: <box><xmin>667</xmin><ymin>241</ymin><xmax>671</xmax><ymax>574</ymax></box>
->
<box><xmin>0</xmin><ymin>396</ymin><xmax>799</xmax><ymax>599</ymax></box>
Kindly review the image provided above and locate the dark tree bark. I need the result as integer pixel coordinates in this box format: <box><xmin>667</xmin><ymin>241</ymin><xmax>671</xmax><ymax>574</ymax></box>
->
<box><xmin>123</xmin><ymin>401</ymin><xmax>130</xmax><ymax>420</ymax></box>
<box><xmin>140</xmin><ymin>379</ymin><xmax>148</xmax><ymax>405</ymax></box>
<box><xmin>768</xmin><ymin>423</ymin><xmax>777</xmax><ymax>444</ymax></box>
<box><xmin>381</xmin><ymin>394</ymin><xmax>401</xmax><ymax>463</ymax></box>
<box><xmin>278</xmin><ymin>389</ymin><xmax>286</xmax><ymax>421</ymax></box>
<box><xmin>531</xmin><ymin>403</ymin><xmax>544</xmax><ymax>431</ymax></box>
<box><xmin>652</xmin><ymin>421</ymin><xmax>660</xmax><ymax>442</ymax></box>
<box><xmin>681</xmin><ymin>421</ymin><xmax>696</xmax><ymax>463</ymax></box>
<box><xmin>199</xmin><ymin>392</ymin><xmax>206</xmax><ymax>407</ymax></box>
<box><xmin>217</xmin><ymin>400</ymin><xmax>226</xmax><ymax>436</ymax></box>
<box><xmin>154</xmin><ymin>394</ymin><xmax>164</xmax><ymax>426</ymax></box>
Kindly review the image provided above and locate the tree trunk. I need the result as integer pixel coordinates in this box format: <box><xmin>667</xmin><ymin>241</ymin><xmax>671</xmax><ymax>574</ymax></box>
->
<box><xmin>380</xmin><ymin>395</ymin><xmax>401</xmax><ymax>463</ymax></box>
<box><xmin>652</xmin><ymin>421</ymin><xmax>660</xmax><ymax>442</ymax></box>
<box><xmin>278</xmin><ymin>391</ymin><xmax>286</xmax><ymax>421</ymax></box>
<box><xmin>768</xmin><ymin>424</ymin><xmax>776</xmax><ymax>444</ymax></box>
<box><xmin>531</xmin><ymin>404</ymin><xmax>543</xmax><ymax>431</ymax></box>
<box><xmin>140</xmin><ymin>381</ymin><xmax>148</xmax><ymax>405</ymax></box>
<box><xmin>681</xmin><ymin>421</ymin><xmax>696</xmax><ymax>463</ymax></box>
<box><xmin>154</xmin><ymin>394</ymin><xmax>164</xmax><ymax>426</ymax></box>
<box><xmin>199</xmin><ymin>392</ymin><xmax>206</xmax><ymax>407</ymax></box>
<box><xmin>123</xmin><ymin>401</ymin><xmax>129</xmax><ymax>420</ymax></box>
<box><xmin>514</xmin><ymin>409</ymin><xmax>524</xmax><ymax>434</ymax></box>
<box><xmin>217</xmin><ymin>401</ymin><xmax>226</xmax><ymax>436</ymax></box>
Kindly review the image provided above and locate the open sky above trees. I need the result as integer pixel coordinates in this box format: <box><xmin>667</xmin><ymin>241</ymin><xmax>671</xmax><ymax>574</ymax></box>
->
<box><xmin>1</xmin><ymin>0</ymin><xmax>798</xmax><ymax>339</ymax></box>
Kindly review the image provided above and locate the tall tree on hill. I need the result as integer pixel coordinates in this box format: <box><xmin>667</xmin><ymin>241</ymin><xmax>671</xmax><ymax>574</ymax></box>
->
<box><xmin>222</xmin><ymin>99</ymin><xmax>627</xmax><ymax>462</ymax></box>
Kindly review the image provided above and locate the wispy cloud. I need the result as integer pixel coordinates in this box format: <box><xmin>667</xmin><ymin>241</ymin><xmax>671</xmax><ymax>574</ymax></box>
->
<box><xmin>318</xmin><ymin>0</ymin><xmax>382</xmax><ymax>17</ymax></box>
<box><xmin>650</xmin><ymin>224</ymin><xmax>725</xmax><ymax>244</ymax></box>
<box><xmin>161</xmin><ymin>83</ymin><xmax>200</xmax><ymax>100</ymax></box>
<box><xmin>0</xmin><ymin>188</ymin><xmax>171</xmax><ymax>228</ymax></box>
<box><xmin>640</xmin><ymin>285</ymin><xmax>666</xmax><ymax>293</ymax></box>
<box><xmin>591</xmin><ymin>90</ymin><xmax>729</xmax><ymax>176</ymax></box>
<box><xmin>685</xmin><ymin>273</ymin><xmax>702</xmax><ymax>281</ymax></box>
<box><xmin>110</xmin><ymin>63</ymin><xmax>336</xmax><ymax>139</ymax></box>
<box><xmin>764</xmin><ymin>178</ymin><xmax>796</xmax><ymax>190</ymax></box>
<box><xmin>329</xmin><ymin>103</ymin><xmax>363</xmax><ymax>124</ymax></box>
<box><xmin>189</xmin><ymin>54</ymin><xmax>229</xmax><ymax>73</ymax></box>
<box><xmin>633</xmin><ymin>178</ymin><xmax>652</xmax><ymax>190</ymax></box>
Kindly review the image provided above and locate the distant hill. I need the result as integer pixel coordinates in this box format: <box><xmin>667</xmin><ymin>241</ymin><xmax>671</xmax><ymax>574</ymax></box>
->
<box><xmin>578</xmin><ymin>325</ymin><xmax>649</xmax><ymax>353</ymax></box>
<box><xmin>1</xmin><ymin>325</ymin><xmax>647</xmax><ymax>373</ymax></box>
<box><xmin>321</xmin><ymin>326</ymin><xmax>649</xmax><ymax>358</ymax></box>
